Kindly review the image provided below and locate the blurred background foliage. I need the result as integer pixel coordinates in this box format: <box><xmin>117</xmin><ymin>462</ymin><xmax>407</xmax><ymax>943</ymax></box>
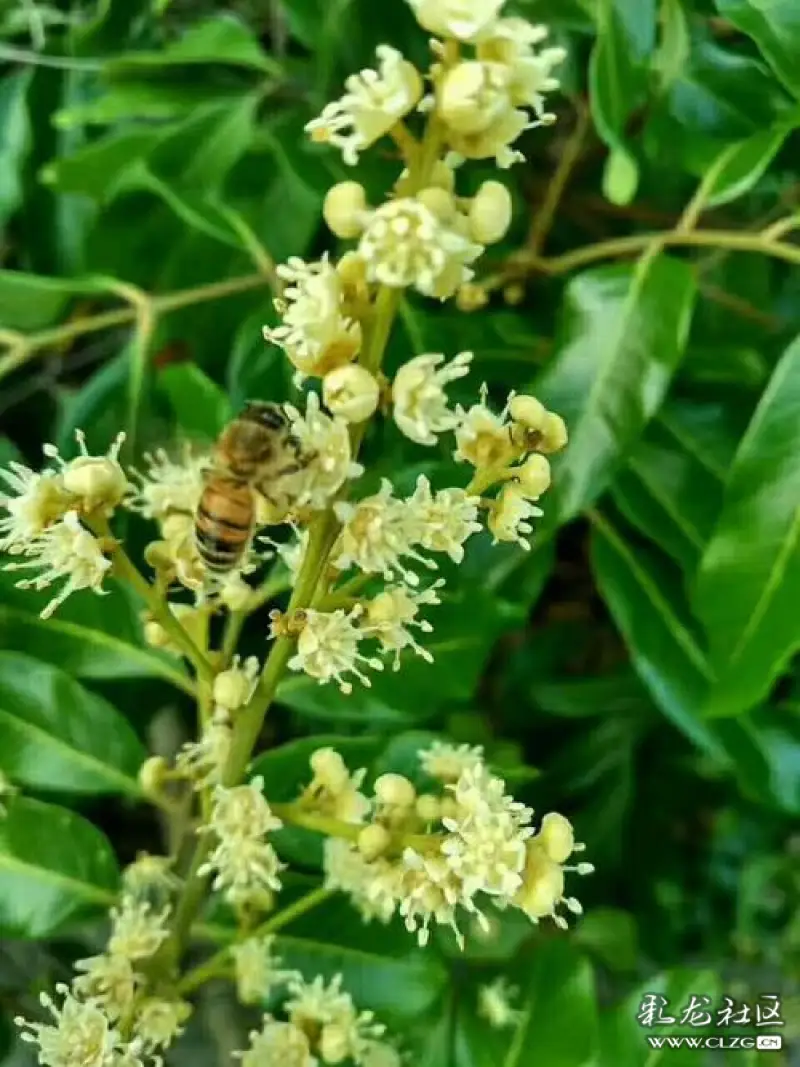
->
<box><xmin>1</xmin><ymin>0</ymin><xmax>800</xmax><ymax>1063</ymax></box>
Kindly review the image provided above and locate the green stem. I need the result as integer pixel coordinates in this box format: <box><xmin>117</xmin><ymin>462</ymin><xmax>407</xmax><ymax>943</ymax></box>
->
<box><xmin>178</xmin><ymin>886</ymin><xmax>333</xmax><ymax>995</ymax></box>
<box><xmin>110</xmin><ymin>542</ymin><xmax>215</xmax><ymax>685</ymax></box>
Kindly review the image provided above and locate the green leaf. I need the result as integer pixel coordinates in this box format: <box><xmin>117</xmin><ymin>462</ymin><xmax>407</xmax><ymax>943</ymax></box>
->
<box><xmin>716</xmin><ymin>0</ymin><xmax>800</xmax><ymax>99</ymax></box>
<box><xmin>0</xmin><ymin>565</ymin><xmax>190</xmax><ymax>691</ymax></box>
<box><xmin>0</xmin><ymin>271</ymin><xmax>113</xmax><ymax>331</ymax></box>
<box><xmin>504</xmin><ymin>940</ymin><xmax>599</xmax><ymax>1067</ymax></box>
<box><xmin>0</xmin><ymin>797</ymin><xmax>118</xmax><ymax>938</ymax></box>
<box><xmin>72</xmin><ymin>0</ymin><xmax>151</xmax><ymax>53</ymax></box>
<box><xmin>694</xmin><ymin>333</ymin><xmax>800</xmax><ymax>717</ymax></box>
<box><xmin>105</xmin><ymin>15</ymin><xmax>278</xmax><ymax>75</ymax></box>
<box><xmin>0</xmin><ymin>652</ymin><xmax>145</xmax><ymax>796</ymax></box>
<box><xmin>610</xmin><ymin>419</ymin><xmax>725</xmax><ymax>574</ymax></box>
<box><xmin>157</xmin><ymin>363</ymin><xmax>232</xmax><ymax>440</ymax></box>
<box><xmin>43</xmin><ymin>129</ymin><xmax>160</xmax><ymax>200</ymax></box>
<box><xmin>0</xmin><ymin>70</ymin><xmax>32</xmax><ymax>228</ymax></box>
<box><xmin>589</xmin><ymin>0</ymin><xmax>656</xmax><ymax>188</ymax></box>
<box><xmin>574</xmin><ymin>908</ymin><xmax>639</xmax><ymax>973</ymax></box>
<box><xmin>701</xmin><ymin>116</ymin><xmax>800</xmax><ymax>208</ymax></box>
<box><xmin>535</xmin><ymin>256</ymin><xmax>697</xmax><ymax>526</ymax></box>
<box><xmin>652</xmin><ymin>0</ymin><xmax>690</xmax><ymax>92</ymax></box>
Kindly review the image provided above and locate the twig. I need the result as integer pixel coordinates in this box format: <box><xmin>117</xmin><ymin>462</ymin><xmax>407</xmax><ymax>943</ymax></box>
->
<box><xmin>526</xmin><ymin>101</ymin><xmax>590</xmax><ymax>256</ymax></box>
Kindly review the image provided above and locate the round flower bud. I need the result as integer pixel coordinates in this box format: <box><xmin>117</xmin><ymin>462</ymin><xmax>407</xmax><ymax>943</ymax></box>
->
<box><xmin>374</xmin><ymin>772</ymin><xmax>416</xmax><ymax>808</ymax></box>
<box><xmin>324</xmin><ymin>181</ymin><xmax>368</xmax><ymax>239</ymax></box>
<box><xmin>323</xmin><ymin>364</ymin><xmax>380</xmax><ymax>423</ymax></box>
<box><xmin>62</xmin><ymin>456</ymin><xmax>128</xmax><ymax>513</ymax></box>
<box><xmin>357</xmin><ymin>823</ymin><xmax>391</xmax><ymax>861</ymax></box>
<box><xmin>416</xmin><ymin>793</ymin><xmax>441</xmax><ymax>823</ymax></box>
<box><xmin>538</xmin><ymin>812</ymin><xmax>575</xmax><ymax>863</ymax></box>
<box><xmin>213</xmin><ymin>666</ymin><xmax>253</xmax><ymax>712</ymax></box>
<box><xmin>515</xmin><ymin>453</ymin><xmax>551</xmax><ymax>500</ymax></box>
<box><xmin>139</xmin><ymin>756</ymin><xmax>169</xmax><ymax>797</ymax></box>
<box><xmin>508</xmin><ymin>394</ymin><xmax>547</xmax><ymax>430</ymax></box>
<box><xmin>310</xmin><ymin>747</ymin><xmax>350</xmax><ymax>793</ymax></box>
<box><xmin>468</xmin><ymin>181</ymin><xmax>512</xmax><ymax>245</ymax></box>
<box><xmin>538</xmin><ymin>411</ymin><xmax>569</xmax><ymax>454</ymax></box>
<box><xmin>417</xmin><ymin>186</ymin><xmax>457</xmax><ymax>223</ymax></box>
<box><xmin>319</xmin><ymin>1024</ymin><xmax>350</xmax><ymax>1065</ymax></box>
<box><xmin>503</xmin><ymin>282</ymin><xmax>525</xmax><ymax>306</ymax></box>
<box><xmin>455</xmin><ymin>282</ymin><xmax>489</xmax><ymax>312</ymax></box>
<box><xmin>439</xmin><ymin>61</ymin><xmax>509</xmax><ymax>136</ymax></box>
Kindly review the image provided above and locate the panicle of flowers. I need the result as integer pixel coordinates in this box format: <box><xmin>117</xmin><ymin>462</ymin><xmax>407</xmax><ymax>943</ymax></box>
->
<box><xmin>198</xmin><ymin>777</ymin><xmax>285</xmax><ymax>913</ymax></box>
<box><xmin>315</xmin><ymin>743</ymin><xmax>591</xmax><ymax>950</ymax></box>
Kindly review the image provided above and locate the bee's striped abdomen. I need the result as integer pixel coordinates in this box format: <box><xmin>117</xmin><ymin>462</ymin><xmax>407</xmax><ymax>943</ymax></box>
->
<box><xmin>194</xmin><ymin>478</ymin><xmax>254</xmax><ymax>572</ymax></box>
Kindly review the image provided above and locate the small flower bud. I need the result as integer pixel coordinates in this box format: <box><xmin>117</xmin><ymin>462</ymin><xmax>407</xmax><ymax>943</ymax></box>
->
<box><xmin>538</xmin><ymin>812</ymin><xmax>575</xmax><ymax>863</ymax></box>
<box><xmin>324</xmin><ymin>181</ymin><xmax>368</xmax><ymax>238</ymax></box>
<box><xmin>503</xmin><ymin>282</ymin><xmax>525</xmax><ymax>306</ymax></box>
<box><xmin>357</xmin><ymin>823</ymin><xmax>391</xmax><ymax>861</ymax></box>
<box><xmin>374</xmin><ymin>773</ymin><xmax>416</xmax><ymax>808</ymax></box>
<box><xmin>320</xmin><ymin>1024</ymin><xmax>350</xmax><ymax>1065</ymax></box>
<box><xmin>417</xmin><ymin>186</ymin><xmax>457</xmax><ymax>223</ymax></box>
<box><xmin>515</xmin><ymin>454</ymin><xmax>551</xmax><ymax>500</ymax></box>
<box><xmin>456</xmin><ymin>282</ymin><xmax>489</xmax><ymax>312</ymax></box>
<box><xmin>323</xmin><ymin>364</ymin><xmax>380</xmax><ymax>423</ymax></box>
<box><xmin>468</xmin><ymin>181</ymin><xmax>512</xmax><ymax>244</ymax></box>
<box><xmin>416</xmin><ymin>793</ymin><xmax>441</xmax><ymax>823</ymax></box>
<box><xmin>139</xmin><ymin>756</ymin><xmax>170</xmax><ymax>797</ymax></box>
<box><xmin>508</xmin><ymin>394</ymin><xmax>547</xmax><ymax>430</ymax></box>
<box><xmin>310</xmin><ymin>747</ymin><xmax>350</xmax><ymax>793</ymax></box>
<box><xmin>213</xmin><ymin>664</ymin><xmax>254</xmax><ymax>712</ymax></box>
<box><xmin>62</xmin><ymin>456</ymin><xmax>128</xmax><ymax>513</ymax></box>
<box><xmin>538</xmin><ymin>411</ymin><xmax>569</xmax><ymax>454</ymax></box>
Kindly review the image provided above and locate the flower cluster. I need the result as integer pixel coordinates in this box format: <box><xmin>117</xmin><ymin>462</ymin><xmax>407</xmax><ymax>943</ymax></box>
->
<box><xmin>15</xmin><ymin>875</ymin><xmax>188</xmax><ymax>1067</ymax></box>
<box><xmin>296</xmin><ymin>743</ymin><xmax>593</xmax><ymax>948</ymax></box>
<box><xmin>235</xmin><ymin>973</ymin><xmax>398</xmax><ymax>1067</ymax></box>
<box><xmin>198</xmin><ymin>777</ymin><xmax>284</xmax><ymax>914</ymax></box>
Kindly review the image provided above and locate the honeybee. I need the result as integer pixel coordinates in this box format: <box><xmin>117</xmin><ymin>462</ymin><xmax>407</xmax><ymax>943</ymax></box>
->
<box><xmin>195</xmin><ymin>401</ymin><xmax>306</xmax><ymax>573</ymax></box>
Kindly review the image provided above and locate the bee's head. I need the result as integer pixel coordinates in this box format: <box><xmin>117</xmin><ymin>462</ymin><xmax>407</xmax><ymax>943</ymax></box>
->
<box><xmin>241</xmin><ymin>400</ymin><xmax>287</xmax><ymax>431</ymax></box>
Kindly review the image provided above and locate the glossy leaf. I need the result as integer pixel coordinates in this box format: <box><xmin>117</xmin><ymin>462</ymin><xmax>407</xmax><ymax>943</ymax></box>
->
<box><xmin>105</xmin><ymin>15</ymin><xmax>278</xmax><ymax>75</ymax></box>
<box><xmin>0</xmin><ymin>271</ymin><xmax>113</xmax><ymax>331</ymax></box>
<box><xmin>702</xmin><ymin>117</ymin><xmax>800</xmax><ymax>208</ymax></box>
<box><xmin>536</xmin><ymin>256</ymin><xmax>697</xmax><ymax>527</ymax></box>
<box><xmin>716</xmin><ymin>0</ymin><xmax>800</xmax><ymax>99</ymax></box>
<box><xmin>157</xmin><ymin>363</ymin><xmax>233</xmax><ymax>440</ymax></box>
<box><xmin>0</xmin><ymin>652</ymin><xmax>145</xmax><ymax>795</ymax></box>
<box><xmin>694</xmin><ymin>334</ymin><xmax>800</xmax><ymax>717</ymax></box>
<box><xmin>0</xmin><ymin>797</ymin><xmax>118</xmax><ymax>938</ymax></box>
<box><xmin>0</xmin><ymin>70</ymin><xmax>32</xmax><ymax>228</ymax></box>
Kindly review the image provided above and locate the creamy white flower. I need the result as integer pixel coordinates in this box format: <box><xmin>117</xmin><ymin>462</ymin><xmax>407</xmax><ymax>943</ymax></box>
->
<box><xmin>46</xmin><ymin>431</ymin><xmax>128</xmax><ymax>517</ymax></box>
<box><xmin>121</xmin><ymin>854</ymin><xmax>179</xmax><ymax>898</ymax></box>
<box><xmin>283</xmin><ymin>392</ymin><xmax>363</xmax><ymax>509</ymax></box>
<box><xmin>323</xmin><ymin>839</ymin><xmax>396</xmax><ymax>924</ymax></box>
<box><xmin>175</xmin><ymin>715</ymin><xmax>232</xmax><ymax>788</ymax></box>
<box><xmin>407</xmin><ymin>0</ymin><xmax>506</xmax><ymax>41</ymax></box>
<box><xmin>71</xmin><ymin>955</ymin><xmax>137</xmax><ymax>1022</ymax></box>
<box><xmin>438</xmin><ymin>61</ymin><xmax>529</xmax><ymax>168</ymax></box>
<box><xmin>232</xmin><ymin>936</ymin><xmax>298</xmax><ymax>1005</ymax></box>
<box><xmin>408</xmin><ymin>476</ymin><xmax>482</xmax><ymax>563</ymax></box>
<box><xmin>286</xmin><ymin>974</ymin><xmax>385</xmax><ymax>1064</ymax></box>
<box><xmin>323</xmin><ymin>364</ymin><xmax>380</xmax><ymax>424</ymax></box>
<box><xmin>361</xmin><ymin>1042</ymin><xmax>403</xmax><ymax>1067</ymax></box>
<box><xmin>392</xmin><ymin>351</ymin><xmax>472</xmax><ymax>446</ymax></box>
<box><xmin>397</xmin><ymin>848</ymin><xmax>478</xmax><ymax>947</ymax></box>
<box><xmin>306</xmin><ymin>748</ymin><xmax>370</xmax><ymax>823</ymax></box>
<box><xmin>333</xmin><ymin>480</ymin><xmax>432</xmax><ymax>585</ymax></box>
<box><xmin>5</xmin><ymin>511</ymin><xmax>112</xmax><ymax>619</ymax></box>
<box><xmin>419</xmin><ymin>741</ymin><xmax>484</xmax><ymax>782</ymax></box>
<box><xmin>133</xmin><ymin>999</ymin><xmax>190</xmax><ymax>1052</ymax></box>
<box><xmin>127</xmin><ymin>445</ymin><xmax>208</xmax><ymax>522</ymax></box>
<box><xmin>265</xmin><ymin>257</ymin><xmax>361</xmax><ymax>379</ymax></box>
<box><xmin>441</xmin><ymin>763</ymin><xmax>533</xmax><ymax>900</ymax></box>
<box><xmin>15</xmin><ymin>986</ymin><xmax>123</xmax><ymax>1067</ymax></box>
<box><xmin>477</xmin><ymin>18</ymin><xmax>566</xmax><ymax>116</ymax></box>
<box><xmin>513</xmin><ymin>814</ymin><xmax>591</xmax><ymax>928</ymax></box>
<box><xmin>477</xmin><ymin>977</ymin><xmax>522</xmax><ymax>1030</ymax></box>
<box><xmin>358</xmin><ymin>198</ymin><xmax>482</xmax><ymax>299</ymax></box>
<box><xmin>213</xmin><ymin>655</ymin><xmax>260</xmax><ymax>712</ymax></box>
<box><xmin>453</xmin><ymin>389</ymin><xmax>517</xmax><ymax>473</ymax></box>
<box><xmin>288</xmin><ymin>607</ymin><xmax>383</xmax><ymax>694</ymax></box>
<box><xmin>363</xmin><ymin>583</ymin><xmax>442</xmax><ymax>668</ymax></box>
<box><xmin>199</xmin><ymin>779</ymin><xmax>284</xmax><ymax>909</ymax></box>
<box><xmin>488</xmin><ymin>484</ymin><xmax>542</xmax><ymax>549</ymax></box>
<box><xmin>307</xmin><ymin>45</ymin><xmax>422</xmax><ymax>164</ymax></box>
<box><xmin>0</xmin><ymin>458</ymin><xmax>71</xmax><ymax>553</ymax></box>
<box><xmin>108</xmin><ymin>896</ymin><xmax>171</xmax><ymax>962</ymax></box>
<box><xmin>236</xmin><ymin>1019</ymin><xmax>315</xmax><ymax>1067</ymax></box>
